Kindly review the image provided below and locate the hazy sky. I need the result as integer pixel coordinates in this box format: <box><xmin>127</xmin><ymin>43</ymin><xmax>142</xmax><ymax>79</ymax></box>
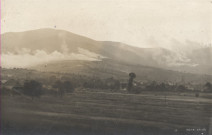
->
<box><xmin>2</xmin><ymin>0</ymin><xmax>212</xmax><ymax>49</ymax></box>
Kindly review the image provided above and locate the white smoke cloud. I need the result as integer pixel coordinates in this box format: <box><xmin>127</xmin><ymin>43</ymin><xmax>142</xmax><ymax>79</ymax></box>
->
<box><xmin>2</xmin><ymin>48</ymin><xmax>105</xmax><ymax>68</ymax></box>
<box><xmin>147</xmin><ymin>47</ymin><xmax>199</xmax><ymax>67</ymax></box>
<box><xmin>145</xmin><ymin>36</ymin><xmax>204</xmax><ymax>53</ymax></box>
<box><xmin>162</xmin><ymin>53</ymin><xmax>198</xmax><ymax>67</ymax></box>
<box><xmin>143</xmin><ymin>37</ymin><xmax>202</xmax><ymax>67</ymax></box>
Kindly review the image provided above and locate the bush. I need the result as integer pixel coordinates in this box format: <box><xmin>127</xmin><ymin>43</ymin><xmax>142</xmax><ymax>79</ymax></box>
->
<box><xmin>1</xmin><ymin>87</ymin><xmax>12</xmax><ymax>95</ymax></box>
<box><xmin>195</xmin><ymin>93</ymin><xmax>199</xmax><ymax>97</ymax></box>
<box><xmin>23</xmin><ymin>80</ymin><xmax>43</xmax><ymax>100</ymax></box>
<box><xmin>53</xmin><ymin>80</ymin><xmax>74</xmax><ymax>97</ymax></box>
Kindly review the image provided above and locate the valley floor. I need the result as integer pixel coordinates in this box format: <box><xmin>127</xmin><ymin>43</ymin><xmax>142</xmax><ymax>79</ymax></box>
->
<box><xmin>1</xmin><ymin>90</ymin><xmax>212</xmax><ymax>135</ymax></box>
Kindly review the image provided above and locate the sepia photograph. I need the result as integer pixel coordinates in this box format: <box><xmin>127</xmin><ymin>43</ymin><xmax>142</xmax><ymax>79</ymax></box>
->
<box><xmin>1</xmin><ymin>0</ymin><xmax>212</xmax><ymax>135</ymax></box>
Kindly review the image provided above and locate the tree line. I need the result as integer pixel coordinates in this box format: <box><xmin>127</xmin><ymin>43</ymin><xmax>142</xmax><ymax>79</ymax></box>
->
<box><xmin>1</xmin><ymin>72</ymin><xmax>212</xmax><ymax>99</ymax></box>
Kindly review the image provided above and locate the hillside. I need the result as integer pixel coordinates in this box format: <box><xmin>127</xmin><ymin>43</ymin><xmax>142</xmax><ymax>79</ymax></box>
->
<box><xmin>2</xmin><ymin>28</ymin><xmax>212</xmax><ymax>75</ymax></box>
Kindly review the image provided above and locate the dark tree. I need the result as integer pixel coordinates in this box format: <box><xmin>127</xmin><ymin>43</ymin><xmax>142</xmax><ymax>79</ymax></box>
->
<box><xmin>177</xmin><ymin>85</ymin><xmax>187</xmax><ymax>92</ymax></box>
<box><xmin>146</xmin><ymin>81</ymin><xmax>157</xmax><ymax>91</ymax></box>
<box><xmin>127</xmin><ymin>72</ymin><xmax>136</xmax><ymax>92</ymax></box>
<box><xmin>63</xmin><ymin>81</ymin><xmax>74</xmax><ymax>93</ymax></box>
<box><xmin>159</xmin><ymin>83</ymin><xmax>166</xmax><ymax>91</ymax></box>
<box><xmin>53</xmin><ymin>80</ymin><xmax>64</xmax><ymax>97</ymax></box>
<box><xmin>2</xmin><ymin>87</ymin><xmax>11</xmax><ymax>95</ymax></box>
<box><xmin>205</xmin><ymin>82</ymin><xmax>212</xmax><ymax>92</ymax></box>
<box><xmin>53</xmin><ymin>80</ymin><xmax>74</xmax><ymax>97</ymax></box>
<box><xmin>23</xmin><ymin>80</ymin><xmax>43</xmax><ymax>100</ymax></box>
<box><xmin>114</xmin><ymin>80</ymin><xmax>120</xmax><ymax>90</ymax></box>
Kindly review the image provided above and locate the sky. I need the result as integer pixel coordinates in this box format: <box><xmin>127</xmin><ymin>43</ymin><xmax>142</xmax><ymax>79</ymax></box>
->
<box><xmin>1</xmin><ymin>0</ymin><xmax>212</xmax><ymax>49</ymax></box>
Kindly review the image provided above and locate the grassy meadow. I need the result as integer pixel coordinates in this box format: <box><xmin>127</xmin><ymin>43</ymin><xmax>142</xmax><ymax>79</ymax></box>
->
<box><xmin>1</xmin><ymin>90</ymin><xmax>212</xmax><ymax>135</ymax></box>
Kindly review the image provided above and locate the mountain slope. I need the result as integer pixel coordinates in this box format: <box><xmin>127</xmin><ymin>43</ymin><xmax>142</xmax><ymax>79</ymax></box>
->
<box><xmin>2</xmin><ymin>28</ymin><xmax>212</xmax><ymax>75</ymax></box>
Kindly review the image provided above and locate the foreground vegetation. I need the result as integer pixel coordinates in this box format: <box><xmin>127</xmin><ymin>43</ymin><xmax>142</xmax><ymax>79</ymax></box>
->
<box><xmin>2</xmin><ymin>68</ymin><xmax>212</xmax><ymax>135</ymax></box>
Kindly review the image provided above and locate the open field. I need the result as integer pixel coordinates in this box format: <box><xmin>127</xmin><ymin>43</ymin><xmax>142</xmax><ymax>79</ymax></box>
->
<box><xmin>2</xmin><ymin>90</ymin><xmax>212</xmax><ymax>135</ymax></box>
